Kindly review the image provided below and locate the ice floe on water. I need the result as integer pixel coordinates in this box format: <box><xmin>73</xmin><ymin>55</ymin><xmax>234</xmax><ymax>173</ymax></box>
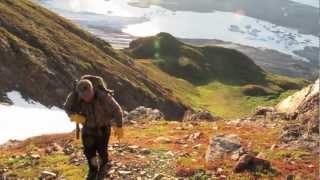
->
<box><xmin>288</xmin><ymin>0</ymin><xmax>319</xmax><ymax>8</ymax></box>
<box><xmin>37</xmin><ymin>0</ymin><xmax>319</xmax><ymax>61</ymax></box>
<box><xmin>123</xmin><ymin>10</ymin><xmax>319</xmax><ymax>62</ymax></box>
<box><xmin>0</xmin><ymin>91</ymin><xmax>74</xmax><ymax>144</ymax></box>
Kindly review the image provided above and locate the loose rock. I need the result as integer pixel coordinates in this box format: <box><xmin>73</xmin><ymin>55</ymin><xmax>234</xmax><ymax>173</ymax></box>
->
<box><xmin>206</xmin><ymin>134</ymin><xmax>244</xmax><ymax>162</ymax></box>
<box><xmin>253</xmin><ymin>106</ymin><xmax>275</xmax><ymax>117</ymax></box>
<box><xmin>233</xmin><ymin>154</ymin><xmax>271</xmax><ymax>173</ymax></box>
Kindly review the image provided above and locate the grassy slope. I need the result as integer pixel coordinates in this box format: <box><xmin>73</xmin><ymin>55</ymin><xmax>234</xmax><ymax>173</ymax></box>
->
<box><xmin>0</xmin><ymin>0</ymin><xmax>188</xmax><ymax>119</ymax></box>
<box><xmin>136</xmin><ymin>60</ymin><xmax>300</xmax><ymax>118</ymax></box>
<box><xmin>128</xmin><ymin>33</ymin><xmax>307</xmax><ymax>118</ymax></box>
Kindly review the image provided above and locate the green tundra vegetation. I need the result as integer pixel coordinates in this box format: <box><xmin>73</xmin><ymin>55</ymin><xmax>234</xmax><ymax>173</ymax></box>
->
<box><xmin>126</xmin><ymin>33</ymin><xmax>307</xmax><ymax>118</ymax></box>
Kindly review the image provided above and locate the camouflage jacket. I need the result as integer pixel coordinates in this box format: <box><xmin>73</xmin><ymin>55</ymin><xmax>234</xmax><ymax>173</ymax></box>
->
<box><xmin>64</xmin><ymin>90</ymin><xmax>123</xmax><ymax>129</ymax></box>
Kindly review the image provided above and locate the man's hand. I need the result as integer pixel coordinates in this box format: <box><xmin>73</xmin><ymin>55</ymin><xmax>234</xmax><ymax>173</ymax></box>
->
<box><xmin>113</xmin><ymin>127</ymin><xmax>124</xmax><ymax>140</ymax></box>
<box><xmin>69</xmin><ymin>114</ymin><xmax>86</xmax><ymax>124</ymax></box>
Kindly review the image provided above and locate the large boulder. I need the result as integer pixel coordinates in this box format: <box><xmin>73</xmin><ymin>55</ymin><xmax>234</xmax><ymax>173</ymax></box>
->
<box><xmin>124</xmin><ymin>106</ymin><xmax>164</xmax><ymax>121</ymax></box>
<box><xmin>276</xmin><ymin>79</ymin><xmax>319</xmax><ymax>121</ymax></box>
<box><xmin>205</xmin><ymin>134</ymin><xmax>245</xmax><ymax>162</ymax></box>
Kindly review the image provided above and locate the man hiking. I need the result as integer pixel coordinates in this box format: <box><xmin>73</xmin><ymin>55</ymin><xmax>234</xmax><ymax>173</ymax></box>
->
<box><xmin>64</xmin><ymin>75</ymin><xmax>123</xmax><ymax>180</ymax></box>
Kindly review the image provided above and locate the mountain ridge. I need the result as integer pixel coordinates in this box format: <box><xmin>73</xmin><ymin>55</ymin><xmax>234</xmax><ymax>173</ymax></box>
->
<box><xmin>0</xmin><ymin>0</ymin><xmax>189</xmax><ymax>120</ymax></box>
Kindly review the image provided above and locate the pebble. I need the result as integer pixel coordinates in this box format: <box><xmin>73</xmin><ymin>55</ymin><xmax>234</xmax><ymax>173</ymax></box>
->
<box><xmin>128</xmin><ymin>145</ymin><xmax>139</xmax><ymax>149</ymax></box>
<box><xmin>153</xmin><ymin>173</ymin><xmax>165</xmax><ymax>180</ymax></box>
<box><xmin>39</xmin><ymin>171</ymin><xmax>57</xmax><ymax>179</ymax></box>
<box><xmin>192</xmin><ymin>144</ymin><xmax>202</xmax><ymax>149</ymax></box>
<box><xmin>165</xmin><ymin>151</ymin><xmax>174</xmax><ymax>157</ymax></box>
<box><xmin>140</xmin><ymin>148</ymin><xmax>151</xmax><ymax>155</ymax></box>
<box><xmin>30</xmin><ymin>154</ymin><xmax>41</xmax><ymax>160</ymax></box>
<box><xmin>270</xmin><ymin>144</ymin><xmax>278</xmax><ymax>151</ymax></box>
<box><xmin>118</xmin><ymin>170</ymin><xmax>131</xmax><ymax>175</ymax></box>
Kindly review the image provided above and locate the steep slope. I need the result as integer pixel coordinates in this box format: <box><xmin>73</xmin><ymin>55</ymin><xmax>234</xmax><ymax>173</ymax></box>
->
<box><xmin>125</xmin><ymin>33</ymin><xmax>307</xmax><ymax>118</ymax></box>
<box><xmin>0</xmin><ymin>0</ymin><xmax>189</xmax><ymax>120</ymax></box>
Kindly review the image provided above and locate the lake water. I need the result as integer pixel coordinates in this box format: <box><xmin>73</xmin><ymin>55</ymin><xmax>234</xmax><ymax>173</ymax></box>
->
<box><xmin>122</xmin><ymin>10</ymin><xmax>318</xmax><ymax>61</ymax></box>
<box><xmin>38</xmin><ymin>0</ymin><xmax>319</xmax><ymax>62</ymax></box>
<box><xmin>0</xmin><ymin>91</ymin><xmax>74</xmax><ymax>144</ymax></box>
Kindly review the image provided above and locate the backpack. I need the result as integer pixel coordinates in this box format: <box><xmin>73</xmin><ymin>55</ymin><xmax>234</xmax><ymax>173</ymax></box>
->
<box><xmin>80</xmin><ymin>75</ymin><xmax>114</xmax><ymax>95</ymax></box>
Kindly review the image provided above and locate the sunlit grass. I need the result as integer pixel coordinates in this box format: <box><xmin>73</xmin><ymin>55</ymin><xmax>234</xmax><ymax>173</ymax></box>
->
<box><xmin>136</xmin><ymin>60</ymin><xmax>300</xmax><ymax>118</ymax></box>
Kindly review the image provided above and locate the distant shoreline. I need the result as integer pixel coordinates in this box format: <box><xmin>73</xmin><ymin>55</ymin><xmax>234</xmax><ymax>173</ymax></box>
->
<box><xmin>75</xmin><ymin>24</ymin><xmax>317</xmax><ymax>80</ymax></box>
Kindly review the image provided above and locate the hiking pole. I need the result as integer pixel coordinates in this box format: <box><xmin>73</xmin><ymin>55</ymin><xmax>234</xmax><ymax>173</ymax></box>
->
<box><xmin>76</xmin><ymin>123</ymin><xmax>80</xmax><ymax>139</ymax></box>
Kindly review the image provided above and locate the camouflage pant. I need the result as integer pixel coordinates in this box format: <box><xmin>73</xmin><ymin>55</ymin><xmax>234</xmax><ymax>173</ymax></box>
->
<box><xmin>82</xmin><ymin>126</ymin><xmax>111</xmax><ymax>174</ymax></box>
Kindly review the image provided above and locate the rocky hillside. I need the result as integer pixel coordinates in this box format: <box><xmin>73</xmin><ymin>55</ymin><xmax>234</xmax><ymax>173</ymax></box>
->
<box><xmin>0</xmin><ymin>105</ymin><xmax>318</xmax><ymax>179</ymax></box>
<box><xmin>0</xmin><ymin>0</ymin><xmax>189</xmax><ymax>120</ymax></box>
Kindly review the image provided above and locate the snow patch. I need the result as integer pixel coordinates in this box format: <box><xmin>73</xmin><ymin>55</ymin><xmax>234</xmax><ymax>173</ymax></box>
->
<box><xmin>0</xmin><ymin>91</ymin><xmax>74</xmax><ymax>144</ymax></box>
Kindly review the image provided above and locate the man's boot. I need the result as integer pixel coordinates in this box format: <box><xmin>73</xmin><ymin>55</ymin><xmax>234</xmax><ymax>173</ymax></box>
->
<box><xmin>97</xmin><ymin>162</ymin><xmax>111</xmax><ymax>180</ymax></box>
<box><xmin>87</xmin><ymin>156</ymin><xmax>99</xmax><ymax>180</ymax></box>
<box><xmin>86</xmin><ymin>168</ymin><xmax>98</xmax><ymax>180</ymax></box>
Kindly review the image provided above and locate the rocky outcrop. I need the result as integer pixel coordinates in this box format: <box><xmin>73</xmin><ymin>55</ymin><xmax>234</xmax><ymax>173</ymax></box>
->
<box><xmin>280</xmin><ymin>124</ymin><xmax>304</xmax><ymax>143</ymax></box>
<box><xmin>276</xmin><ymin>79</ymin><xmax>319</xmax><ymax>125</ymax></box>
<box><xmin>124</xmin><ymin>106</ymin><xmax>164</xmax><ymax>122</ymax></box>
<box><xmin>276</xmin><ymin>79</ymin><xmax>319</xmax><ymax>120</ymax></box>
<box><xmin>276</xmin><ymin>79</ymin><xmax>319</xmax><ymax>149</ymax></box>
